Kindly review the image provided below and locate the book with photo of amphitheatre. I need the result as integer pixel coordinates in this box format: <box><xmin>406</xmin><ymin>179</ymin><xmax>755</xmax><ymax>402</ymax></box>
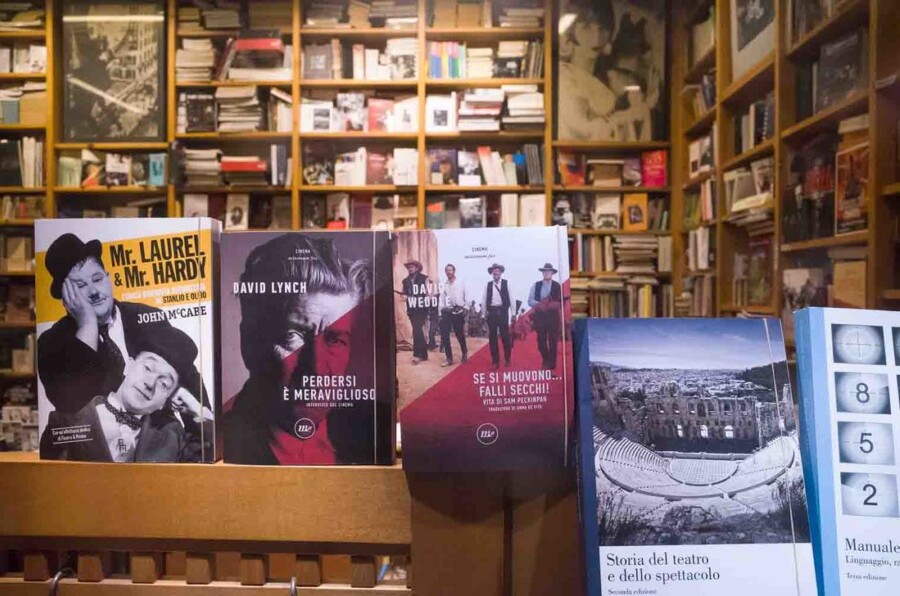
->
<box><xmin>574</xmin><ymin>317</ymin><xmax>817</xmax><ymax>596</ymax></box>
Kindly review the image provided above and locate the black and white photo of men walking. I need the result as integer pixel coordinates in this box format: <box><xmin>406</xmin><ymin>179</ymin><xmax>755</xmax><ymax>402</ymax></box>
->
<box><xmin>439</xmin><ymin>264</ymin><xmax>468</xmax><ymax>367</ymax></box>
<box><xmin>528</xmin><ymin>263</ymin><xmax>562</xmax><ymax>370</ymax></box>
<box><xmin>482</xmin><ymin>263</ymin><xmax>513</xmax><ymax>370</ymax></box>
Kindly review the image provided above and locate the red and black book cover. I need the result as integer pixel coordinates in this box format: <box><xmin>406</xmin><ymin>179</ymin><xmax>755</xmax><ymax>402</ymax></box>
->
<box><xmin>394</xmin><ymin>226</ymin><xmax>573</xmax><ymax>471</ymax></box>
<box><xmin>221</xmin><ymin>231</ymin><xmax>395</xmax><ymax>465</ymax></box>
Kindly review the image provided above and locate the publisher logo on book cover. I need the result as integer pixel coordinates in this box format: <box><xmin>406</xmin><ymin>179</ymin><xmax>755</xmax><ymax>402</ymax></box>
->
<box><xmin>293</xmin><ymin>418</ymin><xmax>316</xmax><ymax>440</ymax></box>
<box><xmin>476</xmin><ymin>423</ymin><xmax>499</xmax><ymax>446</ymax></box>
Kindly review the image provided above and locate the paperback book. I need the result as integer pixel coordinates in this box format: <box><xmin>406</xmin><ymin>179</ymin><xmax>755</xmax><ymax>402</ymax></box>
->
<box><xmin>394</xmin><ymin>226</ymin><xmax>573</xmax><ymax>471</ymax></box>
<box><xmin>35</xmin><ymin>218</ymin><xmax>221</xmax><ymax>463</ymax></box>
<box><xmin>221</xmin><ymin>231</ymin><xmax>395</xmax><ymax>465</ymax></box>
<box><xmin>794</xmin><ymin>308</ymin><xmax>900</xmax><ymax>596</ymax></box>
<box><xmin>575</xmin><ymin>317</ymin><xmax>817</xmax><ymax>596</ymax></box>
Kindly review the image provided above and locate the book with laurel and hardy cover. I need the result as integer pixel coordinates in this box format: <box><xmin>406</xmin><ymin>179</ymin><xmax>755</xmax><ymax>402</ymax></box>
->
<box><xmin>35</xmin><ymin>218</ymin><xmax>221</xmax><ymax>463</ymax></box>
<box><xmin>220</xmin><ymin>231</ymin><xmax>395</xmax><ymax>465</ymax></box>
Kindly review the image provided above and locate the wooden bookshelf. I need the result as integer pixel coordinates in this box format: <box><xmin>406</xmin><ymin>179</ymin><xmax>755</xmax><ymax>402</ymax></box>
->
<box><xmin>672</xmin><ymin>0</ymin><xmax>897</xmax><ymax>318</ymax></box>
<box><xmin>552</xmin><ymin>186</ymin><xmax>671</xmax><ymax>193</ymax></box>
<box><xmin>684</xmin><ymin>46</ymin><xmax>716</xmax><ymax>85</ymax></box>
<box><xmin>684</xmin><ymin>107</ymin><xmax>716</xmax><ymax>138</ymax></box>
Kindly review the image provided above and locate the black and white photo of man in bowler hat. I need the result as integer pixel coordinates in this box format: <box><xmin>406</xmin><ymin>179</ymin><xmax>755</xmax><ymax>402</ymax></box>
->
<box><xmin>37</xmin><ymin>233</ymin><xmax>210</xmax><ymax>457</ymax></box>
<box><xmin>41</xmin><ymin>321</ymin><xmax>211</xmax><ymax>462</ymax></box>
<box><xmin>400</xmin><ymin>259</ymin><xmax>434</xmax><ymax>364</ymax></box>
<box><xmin>482</xmin><ymin>263</ymin><xmax>513</xmax><ymax>370</ymax></box>
<box><xmin>527</xmin><ymin>263</ymin><xmax>563</xmax><ymax>370</ymax></box>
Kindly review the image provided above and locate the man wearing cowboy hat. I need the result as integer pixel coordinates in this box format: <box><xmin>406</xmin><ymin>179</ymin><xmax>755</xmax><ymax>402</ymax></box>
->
<box><xmin>41</xmin><ymin>320</ymin><xmax>212</xmax><ymax>462</ymax></box>
<box><xmin>400</xmin><ymin>259</ymin><xmax>433</xmax><ymax>364</ymax></box>
<box><xmin>482</xmin><ymin>263</ymin><xmax>512</xmax><ymax>369</ymax></box>
<box><xmin>37</xmin><ymin>234</ymin><xmax>208</xmax><ymax>436</ymax></box>
<box><xmin>528</xmin><ymin>263</ymin><xmax>562</xmax><ymax>370</ymax></box>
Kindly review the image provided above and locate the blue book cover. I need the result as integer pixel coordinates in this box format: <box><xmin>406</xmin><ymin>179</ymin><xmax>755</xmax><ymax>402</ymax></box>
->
<box><xmin>575</xmin><ymin>318</ymin><xmax>817</xmax><ymax>596</ymax></box>
<box><xmin>795</xmin><ymin>307</ymin><xmax>900</xmax><ymax>596</ymax></box>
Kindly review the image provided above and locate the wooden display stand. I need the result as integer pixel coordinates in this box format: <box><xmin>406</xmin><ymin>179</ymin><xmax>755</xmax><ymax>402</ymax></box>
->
<box><xmin>0</xmin><ymin>453</ymin><xmax>583</xmax><ymax>595</ymax></box>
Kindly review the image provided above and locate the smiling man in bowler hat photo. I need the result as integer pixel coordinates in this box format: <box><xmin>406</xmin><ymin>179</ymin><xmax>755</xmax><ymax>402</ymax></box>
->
<box><xmin>37</xmin><ymin>233</ymin><xmax>208</xmax><ymax>456</ymax></box>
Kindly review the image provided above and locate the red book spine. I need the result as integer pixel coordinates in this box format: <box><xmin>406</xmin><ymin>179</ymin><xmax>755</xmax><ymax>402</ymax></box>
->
<box><xmin>220</xmin><ymin>161</ymin><xmax>267</xmax><ymax>173</ymax></box>
<box><xmin>234</xmin><ymin>38</ymin><xmax>285</xmax><ymax>53</ymax></box>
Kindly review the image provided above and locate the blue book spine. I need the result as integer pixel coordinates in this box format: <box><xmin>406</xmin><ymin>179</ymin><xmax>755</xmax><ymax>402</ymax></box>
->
<box><xmin>573</xmin><ymin>319</ymin><xmax>601</xmax><ymax>594</ymax></box>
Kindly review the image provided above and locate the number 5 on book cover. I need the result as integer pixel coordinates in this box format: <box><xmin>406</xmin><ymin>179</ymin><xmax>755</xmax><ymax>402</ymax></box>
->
<box><xmin>574</xmin><ymin>318</ymin><xmax>817</xmax><ymax>596</ymax></box>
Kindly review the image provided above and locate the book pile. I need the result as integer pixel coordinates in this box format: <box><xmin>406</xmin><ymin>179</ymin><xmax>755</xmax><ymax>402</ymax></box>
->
<box><xmin>178</xmin><ymin>6</ymin><xmax>202</xmax><ymax>31</ymax></box>
<box><xmin>0</xmin><ymin>137</ymin><xmax>40</xmax><ymax>188</ymax></box>
<box><xmin>215</xmin><ymin>85</ymin><xmax>262</xmax><ymax>133</ymax></box>
<box><xmin>304</xmin><ymin>0</ymin><xmax>346</xmax><ymax>27</ymax></box>
<box><xmin>0</xmin><ymin>4</ymin><xmax>43</xmax><ymax>31</ymax></box>
<box><xmin>202</xmin><ymin>3</ymin><xmax>242</xmax><ymax>29</ymax></box>
<box><xmin>498</xmin><ymin>3</ymin><xmax>543</xmax><ymax>28</ymax></box>
<box><xmin>220</xmin><ymin>154</ymin><xmax>269</xmax><ymax>187</ymax></box>
<box><xmin>494</xmin><ymin>40</ymin><xmax>543</xmax><ymax>78</ymax></box>
<box><xmin>458</xmin><ymin>88</ymin><xmax>503</xmax><ymax>131</ymax></box>
<box><xmin>725</xmin><ymin>157</ymin><xmax>774</xmax><ymax>233</ymax></box>
<box><xmin>466</xmin><ymin>46</ymin><xmax>494</xmax><ymax>78</ymax></box>
<box><xmin>222</xmin><ymin>35</ymin><xmax>291</xmax><ymax>81</ymax></box>
<box><xmin>183</xmin><ymin>148</ymin><xmax>222</xmax><ymax>187</ymax></box>
<box><xmin>176</xmin><ymin>39</ymin><xmax>216</xmax><ymax>82</ymax></box>
<box><xmin>369</xmin><ymin>0</ymin><xmax>418</xmax><ymax>29</ymax></box>
<box><xmin>249</xmin><ymin>1</ymin><xmax>293</xmax><ymax>29</ymax></box>
<box><xmin>502</xmin><ymin>84</ymin><xmax>544</xmax><ymax>130</ymax></box>
<box><xmin>613</xmin><ymin>235</ymin><xmax>658</xmax><ymax>275</ymax></box>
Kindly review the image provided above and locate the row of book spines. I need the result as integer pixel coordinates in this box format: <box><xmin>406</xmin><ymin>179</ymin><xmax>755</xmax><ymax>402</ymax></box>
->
<box><xmin>572</xmin><ymin>285</ymin><xmax>674</xmax><ymax>319</ymax></box>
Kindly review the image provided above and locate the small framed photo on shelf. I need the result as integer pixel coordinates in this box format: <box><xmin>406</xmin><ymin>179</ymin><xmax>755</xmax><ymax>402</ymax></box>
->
<box><xmin>62</xmin><ymin>0</ymin><xmax>166</xmax><ymax>142</ymax></box>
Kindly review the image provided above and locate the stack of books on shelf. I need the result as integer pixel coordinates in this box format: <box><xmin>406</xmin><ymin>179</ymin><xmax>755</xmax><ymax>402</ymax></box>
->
<box><xmin>302</xmin><ymin>38</ymin><xmax>416</xmax><ymax>80</ymax></box>
<box><xmin>683</xmin><ymin>72</ymin><xmax>716</xmax><ymax>123</ymax></box>
<box><xmin>220</xmin><ymin>154</ymin><xmax>269</xmax><ymax>187</ymax></box>
<box><xmin>795</xmin><ymin>28</ymin><xmax>868</xmax><ymax>121</ymax></box>
<box><xmin>303</xmin><ymin>0</ymin><xmax>346</xmax><ymax>27</ymax></box>
<box><xmin>497</xmin><ymin>1</ymin><xmax>544</xmax><ymax>28</ymax></box>
<box><xmin>301</xmin><ymin>94</ymin><xmax>418</xmax><ymax>132</ymax></box>
<box><xmin>613</xmin><ymin>235</ymin><xmax>661</xmax><ymax>276</ymax></box>
<box><xmin>424</xmin><ymin>193</ymin><xmax>546</xmax><ymax>228</ymax></box>
<box><xmin>0</xmin><ymin>81</ymin><xmax>46</xmax><ymax>126</ymax></box>
<box><xmin>215</xmin><ymin>85</ymin><xmax>263</xmax><ymax>132</ymax></box>
<box><xmin>368</xmin><ymin>0</ymin><xmax>417</xmax><ymax>29</ymax></box>
<box><xmin>495</xmin><ymin>40</ymin><xmax>543</xmax><ymax>78</ymax></box>
<box><xmin>0</xmin><ymin>42</ymin><xmax>45</xmax><ymax>74</ymax></box>
<box><xmin>198</xmin><ymin>3</ymin><xmax>242</xmax><ymax>29</ymax></box>
<box><xmin>734</xmin><ymin>92</ymin><xmax>775</xmax><ymax>155</ymax></box>
<box><xmin>249</xmin><ymin>1</ymin><xmax>293</xmax><ymax>29</ymax></box>
<box><xmin>302</xmin><ymin>193</ymin><xmax>418</xmax><ymax>230</ymax></box>
<box><xmin>458</xmin><ymin>88</ymin><xmax>503</xmax><ymax>131</ymax></box>
<box><xmin>176</xmin><ymin>38</ymin><xmax>217</xmax><ymax>82</ymax></box>
<box><xmin>0</xmin><ymin>384</ymin><xmax>38</xmax><ymax>452</ymax></box>
<box><xmin>220</xmin><ymin>34</ymin><xmax>292</xmax><ymax>82</ymax></box>
<box><xmin>0</xmin><ymin>195</ymin><xmax>41</xmax><ymax>220</ymax></box>
<box><xmin>556</xmin><ymin>149</ymin><xmax>668</xmax><ymax>188</ymax></box>
<box><xmin>0</xmin><ymin>137</ymin><xmax>41</xmax><ymax>188</ymax></box>
<box><xmin>466</xmin><ymin>46</ymin><xmax>494</xmax><ymax>78</ymax></box>
<box><xmin>501</xmin><ymin>84</ymin><xmax>544</xmax><ymax>130</ymax></box>
<box><xmin>0</xmin><ymin>4</ymin><xmax>43</xmax><ymax>31</ymax></box>
<box><xmin>302</xmin><ymin>146</ymin><xmax>417</xmax><ymax>187</ymax></box>
<box><xmin>570</xmin><ymin>277</ymin><xmax>673</xmax><ymax>319</ymax></box>
<box><xmin>347</xmin><ymin>0</ymin><xmax>372</xmax><ymax>27</ymax></box>
<box><xmin>724</xmin><ymin>157</ymin><xmax>774</xmax><ymax>233</ymax></box>
<box><xmin>427</xmin><ymin>144</ymin><xmax>543</xmax><ymax>187</ymax></box>
<box><xmin>57</xmin><ymin>150</ymin><xmax>167</xmax><ymax>189</ymax></box>
<box><xmin>182</xmin><ymin>148</ymin><xmax>223</xmax><ymax>187</ymax></box>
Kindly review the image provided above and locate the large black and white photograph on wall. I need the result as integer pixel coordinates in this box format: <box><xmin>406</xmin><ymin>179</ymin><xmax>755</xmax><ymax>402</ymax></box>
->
<box><xmin>556</xmin><ymin>0</ymin><xmax>666</xmax><ymax>142</ymax></box>
<box><xmin>62</xmin><ymin>1</ymin><xmax>166</xmax><ymax>142</ymax></box>
<box><xmin>731</xmin><ymin>0</ymin><xmax>775</xmax><ymax>80</ymax></box>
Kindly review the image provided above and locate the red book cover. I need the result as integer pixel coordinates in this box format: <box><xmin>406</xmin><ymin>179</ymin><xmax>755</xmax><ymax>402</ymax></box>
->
<box><xmin>367</xmin><ymin>98</ymin><xmax>394</xmax><ymax>132</ymax></box>
<box><xmin>234</xmin><ymin>38</ymin><xmax>285</xmax><ymax>53</ymax></box>
<box><xmin>221</xmin><ymin>231</ymin><xmax>396</xmax><ymax>465</ymax></box>
<box><xmin>366</xmin><ymin>152</ymin><xmax>390</xmax><ymax>185</ymax></box>
<box><xmin>394</xmin><ymin>227</ymin><xmax>574</xmax><ymax>471</ymax></box>
<box><xmin>641</xmin><ymin>150</ymin><xmax>668</xmax><ymax>187</ymax></box>
<box><xmin>556</xmin><ymin>150</ymin><xmax>585</xmax><ymax>186</ymax></box>
<box><xmin>220</xmin><ymin>160</ymin><xmax>267</xmax><ymax>173</ymax></box>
